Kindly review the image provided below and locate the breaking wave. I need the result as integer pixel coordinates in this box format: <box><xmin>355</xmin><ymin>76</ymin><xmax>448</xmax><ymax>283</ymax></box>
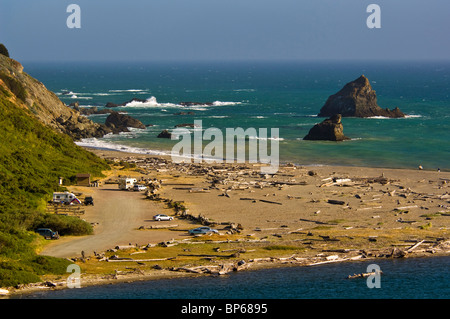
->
<box><xmin>121</xmin><ymin>96</ymin><xmax>242</xmax><ymax>110</ymax></box>
<box><xmin>75</xmin><ymin>138</ymin><xmax>170</xmax><ymax>156</ymax></box>
<box><xmin>367</xmin><ymin>114</ymin><xmax>423</xmax><ymax>119</ymax></box>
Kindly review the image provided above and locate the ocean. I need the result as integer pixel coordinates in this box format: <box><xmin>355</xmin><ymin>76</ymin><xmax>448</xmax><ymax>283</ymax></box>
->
<box><xmin>23</xmin><ymin>60</ymin><xmax>450</xmax><ymax>170</ymax></box>
<box><xmin>12</xmin><ymin>256</ymin><xmax>450</xmax><ymax>299</ymax></box>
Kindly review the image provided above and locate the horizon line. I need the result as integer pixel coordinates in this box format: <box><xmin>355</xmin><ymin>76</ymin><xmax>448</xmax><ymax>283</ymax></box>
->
<box><xmin>18</xmin><ymin>57</ymin><xmax>450</xmax><ymax>64</ymax></box>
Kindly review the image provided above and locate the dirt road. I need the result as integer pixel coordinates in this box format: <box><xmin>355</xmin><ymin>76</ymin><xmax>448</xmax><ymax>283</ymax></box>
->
<box><xmin>40</xmin><ymin>187</ymin><xmax>191</xmax><ymax>258</ymax></box>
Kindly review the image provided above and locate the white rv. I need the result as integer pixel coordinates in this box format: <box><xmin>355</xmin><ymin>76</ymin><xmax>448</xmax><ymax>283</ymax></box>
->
<box><xmin>118</xmin><ymin>178</ymin><xmax>137</xmax><ymax>190</ymax></box>
<box><xmin>52</xmin><ymin>192</ymin><xmax>81</xmax><ymax>205</ymax></box>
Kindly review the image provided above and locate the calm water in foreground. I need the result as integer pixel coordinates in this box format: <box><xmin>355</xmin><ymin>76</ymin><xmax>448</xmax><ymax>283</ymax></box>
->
<box><xmin>14</xmin><ymin>256</ymin><xmax>449</xmax><ymax>299</ymax></box>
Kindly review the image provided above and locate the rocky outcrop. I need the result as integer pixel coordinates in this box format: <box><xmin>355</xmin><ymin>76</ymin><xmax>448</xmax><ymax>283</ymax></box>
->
<box><xmin>304</xmin><ymin>114</ymin><xmax>350</xmax><ymax>141</ymax></box>
<box><xmin>174</xmin><ymin>123</ymin><xmax>199</xmax><ymax>128</ymax></box>
<box><xmin>78</xmin><ymin>106</ymin><xmax>114</xmax><ymax>116</ymax></box>
<box><xmin>105</xmin><ymin>111</ymin><xmax>146</xmax><ymax>133</ymax></box>
<box><xmin>318</xmin><ymin>75</ymin><xmax>405</xmax><ymax>118</ymax></box>
<box><xmin>0</xmin><ymin>54</ymin><xmax>107</xmax><ymax>140</ymax></box>
<box><xmin>157</xmin><ymin>129</ymin><xmax>172</xmax><ymax>138</ymax></box>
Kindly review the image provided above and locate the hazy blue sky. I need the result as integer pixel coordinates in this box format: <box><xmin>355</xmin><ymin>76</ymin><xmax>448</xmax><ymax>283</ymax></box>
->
<box><xmin>1</xmin><ymin>0</ymin><xmax>449</xmax><ymax>62</ymax></box>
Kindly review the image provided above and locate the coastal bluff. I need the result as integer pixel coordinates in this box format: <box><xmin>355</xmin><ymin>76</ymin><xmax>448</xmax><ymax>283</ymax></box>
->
<box><xmin>0</xmin><ymin>54</ymin><xmax>109</xmax><ymax>140</ymax></box>
<box><xmin>318</xmin><ymin>75</ymin><xmax>405</xmax><ymax>118</ymax></box>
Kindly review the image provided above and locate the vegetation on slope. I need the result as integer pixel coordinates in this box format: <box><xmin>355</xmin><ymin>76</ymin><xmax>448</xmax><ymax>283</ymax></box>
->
<box><xmin>0</xmin><ymin>61</ymin><xmax>110</xmax><ymax>287</ymax></box>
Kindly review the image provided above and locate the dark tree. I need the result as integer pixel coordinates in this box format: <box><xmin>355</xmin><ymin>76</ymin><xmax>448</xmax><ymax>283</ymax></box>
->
<box><xmin>0</xmin><ymin>43</ymin><xmax>10</xmax><ymax>57</ymax></box>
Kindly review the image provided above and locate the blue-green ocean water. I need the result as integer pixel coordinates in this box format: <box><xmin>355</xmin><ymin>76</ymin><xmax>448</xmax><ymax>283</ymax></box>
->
<box><xmin>24</xmin><ymin>61</ymin><xmax>450</xmax><ymax>170</ymax></box>
<box><xmin>13</xmin><ymin>256</ymin><xmax>449</xmax><ymax>299</ymax></box>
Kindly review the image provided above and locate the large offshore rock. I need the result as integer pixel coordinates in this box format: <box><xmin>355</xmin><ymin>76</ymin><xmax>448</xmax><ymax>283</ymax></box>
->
<box><xmin>318</xmin><ymin>75</ymin><xmax>405</xmax><ymax>118</ymax></box>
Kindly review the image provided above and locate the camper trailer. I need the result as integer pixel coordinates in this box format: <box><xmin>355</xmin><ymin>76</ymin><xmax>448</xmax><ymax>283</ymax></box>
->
<box><xmin>52</xmin><ymin>192</ymin><xmax>81</xmax><ymax>205</ymax></box>
<box><xmin>118</xmin><ymin>178</ymin><xmax>137</xmax><ymax>190</ymax></box>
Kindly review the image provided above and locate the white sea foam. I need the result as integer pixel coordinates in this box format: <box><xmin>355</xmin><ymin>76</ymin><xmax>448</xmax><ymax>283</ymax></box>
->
<box><xmin>212</xmin><ymin>101</ymin><xmax>242</xmax><ymax>106</ymax></box>
<box><xmin>120</xmin><ymin>96</ymin><xmax>242</xmax><ymax>109</ymax></box>
<box><xmin>233</xmin><ymin>89</ymin><xmax>256</xmax><ymax>92</ymax></box>
<box><xmin>75</xmin><ymin>138</ymin><xmax>170</xmax><ymax>156</ymax></box>
<box><xmin>75</xmin><ymin>138</ymin><xmax>210</xmax><ymax>163</ymax></box>
<box><xmin>367</xmin><ymin>116</ymin><xmax>390</xmax><ymax>119</ymax></box>
<box><xmin>404</xmin><ymin>114</ymin><xmax>423</xmax><ymax>118</ymax></box>
<box><xmin>67</xmin><ymin>94</ymin><xmax>93</xmax><ymax>100</ymax></box>
<box><xmin>367</xmin><ymin>114</ymin><xmax>423</xmax><ymax>119</ymax></box>
<box><xmin>248</xmin><ymin>136</ymin><xmax>284</xmax><ymax>141</ymax></box>
<box><xmin>109</xmin><ymin>89</ymin><xmax>147</xmax><ymax>93</ymax></box>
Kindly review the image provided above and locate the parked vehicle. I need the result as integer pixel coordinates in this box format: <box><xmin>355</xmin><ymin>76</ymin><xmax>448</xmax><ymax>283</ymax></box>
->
<box><xmin>118</xmin><ymin>178</ymin><xmax>137</xmax><ymax>190</ymax></box>
<box><xmin>133</xmin><ymin>184</ymin><xmax>147</xmax><ymax>191</ymax></box>
<box><xmin>52</xmin><ymin>192</ymin><xmax>81</xmax><ymax>205</ymax></box>
<box><xmin>153</xmin><ymin>214</ymin><xmax>174</xmax><ymax>221</ymax></box>
<box><xmin>84</xmin><ymin>196</ymin><xmax>94</xmax><ymax>206</ymax></box>
<box><xmin>35</xmin><ymin>228</ymin><xmax>60</xmax><ymax>240</ymax></box>
<box><xmin>188</xmin><ymin>226</ymin><xmax>219</xmax><ymax>235</ymax></box>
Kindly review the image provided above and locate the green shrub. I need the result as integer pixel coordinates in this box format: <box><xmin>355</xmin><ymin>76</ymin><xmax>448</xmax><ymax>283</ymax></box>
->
<box><xmin>32</xmin><ymin>214</ymin><xmax>93</xmax><ymax>236</ymax></box>
<box><xmin>0</xmin><ymin>262</ymin><xmax>40</xmax><ymax>287</ymax></box>
<box><xmin>0</xmin><ymin>256</ymin><xmax>71</xmax><ymax>287</ymax></box>
<box><xmin>29</xmin><ymin>255</ymin><xmax>72</xmax><ymax>275</ymax></box>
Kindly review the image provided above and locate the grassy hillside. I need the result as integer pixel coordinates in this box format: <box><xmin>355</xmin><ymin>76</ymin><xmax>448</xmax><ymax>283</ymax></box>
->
<box><xmin>0</xmin><ymin>72</ymin><xmax>110</xmax><ymax>287</ymax></box>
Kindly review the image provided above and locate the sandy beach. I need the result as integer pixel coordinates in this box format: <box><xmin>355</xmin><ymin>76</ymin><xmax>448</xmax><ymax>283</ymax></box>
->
<box><xmin>9</xmin><ymin>147</ymin><xmax>449</xmax><ymax>296</ymax></box>
<box><xmin>86</xmin><ymin>147</ymin><xmax>450</xmax><ymax>238</ymax></box>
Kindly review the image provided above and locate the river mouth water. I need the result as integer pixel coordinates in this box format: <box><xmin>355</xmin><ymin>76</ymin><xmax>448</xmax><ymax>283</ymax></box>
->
<box><xmin>11</xmin><ymin>256</ymin><xmax>450</xmax><ymax>299</ymax></box>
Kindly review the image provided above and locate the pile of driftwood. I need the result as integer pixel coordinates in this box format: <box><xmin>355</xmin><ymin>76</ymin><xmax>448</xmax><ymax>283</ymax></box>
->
<box><xmin>170</xmin><ymin>260</ymin><xmax>250</xmax><ymax>276</ymax></box>
<box><xmin>347</xmin><ymin>270</ymin><xmax>383</xmax><ymax>279</ymax></box>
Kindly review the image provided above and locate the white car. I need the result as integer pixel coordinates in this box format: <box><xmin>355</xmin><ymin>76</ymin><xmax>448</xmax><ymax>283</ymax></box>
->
<box><xmin>153</xmin><ymin>214</ymin><xmax>174</xmax><ymax>221</ymax></box>
<box><xmin>133</xmin><ymin>184</ymin><xmax>147</xmax><ymax>191</ymax></box>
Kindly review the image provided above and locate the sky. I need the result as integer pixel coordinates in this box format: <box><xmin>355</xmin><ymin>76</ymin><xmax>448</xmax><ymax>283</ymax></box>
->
<box><xmin>1</xmin><ymin>0</ymin><xmax>450</xmax><ymax>62</ymax></box>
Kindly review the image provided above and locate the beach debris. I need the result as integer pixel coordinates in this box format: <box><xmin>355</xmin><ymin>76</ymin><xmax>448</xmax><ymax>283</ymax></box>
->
<box><xmin>299</xmin><ymin>218</ymin><xmax>338</xmax><ymax>226</ymax></box>
<box><xmin>320</xmin><ymin>178</ymin><xmax>353</xmax><ymax>187</ymax></box>
<box><xmin>357</xmin><ymin>206</ymin><xmax>383</xmax><ymax>211</ymax></box>
<box><xmin>115</xmin><ymin>245</ymin><xmax>136</xmax><ymax>250</ymax></box>
<box><xmin>406</xmin><ymin>240</ymin><xmax>426</xmax><ymax>253</ymax></box>
<box><xmin>327</xmin><ymin>199</ymin><xmax>346</xmax><ymax>205</ymax></box>
<box><xmin>395</xmin><ymin>218</ymin><xmax>417</xmax><ymax>224</ymax></box>
<box><xmin>347</xmin><ymin>270</ymin><xmax>383</xmax><ymax>279</ymax></box>
<box><xmin>169</xmin><ymin>260</ymin><xmax>250</xmax><ymax>276</ymax></box>
<box><xmin>394</xmin><ymin>205</ymin><xmax>418</xmax><ymax>211</ymax></box>
<box><xmin>141</xmin><ymin>224</ymin><xmax>179</xmax><ymax>230</ymax></box>
<box><xmin>319</xmin><ymin>235</ymin><xmax>340</xmax><ymax>242</ymax></box>
<box><xmin>239</xmin><ymin>197</ymin><xmax>282</xmax><ymax>205</ymax></box>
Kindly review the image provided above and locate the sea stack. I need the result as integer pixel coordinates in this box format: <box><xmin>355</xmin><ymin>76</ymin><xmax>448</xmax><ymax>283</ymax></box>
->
<box><xmin>105</xmin><ymin>111</ymin><xmax>146</xmax><ymax>133</ymax></box>
<box><xmin>304</xmin><ymin>114</ymin><xmax>350</xmax><ymax>141</ymax></box>
<box><xmin>318</xmin><ymin>75</ymin><xmax>405</xmax><ymax>118</ymax></box>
